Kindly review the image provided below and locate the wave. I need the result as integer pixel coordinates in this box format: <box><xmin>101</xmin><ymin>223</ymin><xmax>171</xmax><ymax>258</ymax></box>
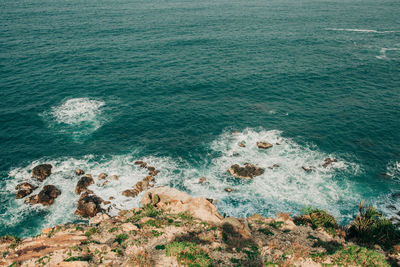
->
<box><xmin>42</xmin><ymin>98</ymin><xmax>106</xmax><ymax>139</ymax></box>
<box><xmin>376</xmin><ymin>48</ymin><xmax>400</xmax><ymax>60</ymax></box>
<box><xmin>5</xmin><ymin>127</ymin><xmax>395</xmax><ymax>237</ymax></box>
<box><xmin>326</xmin><ymin>28</ymin><xmax>399</xmax><ymax>34</ymax></box>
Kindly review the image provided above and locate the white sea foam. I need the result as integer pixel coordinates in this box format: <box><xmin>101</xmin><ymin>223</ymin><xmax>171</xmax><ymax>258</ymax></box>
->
<box><xmin>50</xmin><ymin>98</ymin><xmax>105</xmax><ymax>125</ymax></box>
<box><xmin>376</xmin><ymin>48</ymin><xmax>400</xmax><ymax>60</ymax></box>
<box><xmin>326</xmin><ymin>28</ymin><xmax>399</xmax><ymax>34</ymax></box>
<box><xmin>3</xmin><ymin>128</ymin><xmax>368</xmax><ymax>236</ymax></box>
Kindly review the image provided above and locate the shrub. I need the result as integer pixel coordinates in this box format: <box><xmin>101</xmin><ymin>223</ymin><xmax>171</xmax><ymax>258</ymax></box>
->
<box><xmin>294</xmin><ymin>207</ymin><xmax>338</xmax><ymax>235</ymax></box>
<box><xmin>346</xmin><ymin>202</ymin><xmax>400</xmax><ymax>249</ymax></box>
<box><xmin>114</xmin><ymin>233</ymin><xmax>129</xmax><ymax>245</ymax></box>
<box><xmin>332</xmin><ymin>245</ymin><xmax>389</xmax><ymax>267</ymax></box>
<box><xmin>165</xmin><ymin>241</ymin><xmax>212</xmax><ymax>267</ymax></box>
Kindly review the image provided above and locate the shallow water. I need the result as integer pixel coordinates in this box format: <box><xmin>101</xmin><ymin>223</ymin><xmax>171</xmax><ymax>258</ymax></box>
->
<box><xmin>1</xmin><ymin>0</ymin><xmax>399</xmax><ymax>237</ymax></box>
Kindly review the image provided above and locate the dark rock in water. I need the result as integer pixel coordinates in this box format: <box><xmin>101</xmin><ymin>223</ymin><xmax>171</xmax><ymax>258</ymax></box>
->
<box><xmin>25</xmin><ymin>185</ymin><xmax>61</xmax><ymax>206</ymax></box>
<box><xmin>147</xmin><ymin>166</ymin><xmax>155</xmax><ymax>172</ymax></box>
<box><xmin>32</xmin><ymin>164</ymin><xmax>52</xmax><ymax>181</ymax></box>
<box><xmin>15</xmin><ymin>182</ymin><xmax>38</xmax><ymax>199</ymax></box>
<box><xmin>75</xmin><ymin>192</ymin><xmax>104</xmax><ymax>218</ymax></box>
<box><xmin>122</xmin><ymin>189</ymin><xmax>139</xmax><ymax>198</ymax></box>
<box><xmin>228</xmin><ymin>163</ymin><xmax>264</xmax><ymax>179</ymax></box>
<box><xmin>199</xmin><ymin>177</ymin><xmax>206</xmax><ymax>183</ymax></box>
<box><xmin>257</xmin><ymin>142</ymin><xmax>273</xmax><ymax>149</ymax></box>
<box><xmin>391</xmin><ymin>192</ymin><xmax>400</xmax><ymax>199</ymax></box>
<box><xmin>98</xmin><ymin>173</ymin><xmax>107</xmax><ymax>180</ymax></box>
<box><xmin>225</xmin><ymin>188</ymin><xmax>232</xmax><ymax>192</ymax></box>
<box><xmin>149</xmin><ymin>170</ymin><xmax>160</xmax><ymax>176</ymax></box>
<box><xmin>268</xmin><ymin>164</ymin><xmax>280</xmax><ymax>169</ymax></box>
<box><xmin>206</xmin><ymin>198</ymin><xmax>214</xmax><ymax>203</ymax></box>
<box><xmin>75</xmin><ymin>169</ymin><xmax>85</xmax><ymax>176</ymax></box>
<box><xmin>134</xmin><ymin>161</ymin><xmax>147</xmax><ymax>168</ymax></box>
<box><xmin>238</xmin><ymin>142</ymin><xmax>246</xmax><ymax>148</ymax></box>
<box><xmin>75</xmin><ymin>175</ymin><xmax>94</xmax><ymax>194</ymax></box>
<box><xmin>387</xmin><ymin>205</ymin><xmax>397</xmax><ymax>211</ymax></box>
<box><xmin>322</xmin><ymin>158</ymin><xmax>337</xmax><ymax>168</ymax></box>
<box><xmin>302</xmin><ymin>166</ymin><xmax>314</xmax><ymax>172</ymax></box>
<box><xmin>111</xmin><ymin>175</ymin><xmax>118</xmax><ymax>180</ymax></box>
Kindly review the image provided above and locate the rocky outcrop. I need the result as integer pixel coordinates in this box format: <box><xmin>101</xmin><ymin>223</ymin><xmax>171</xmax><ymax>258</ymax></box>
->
<box><xmin>221</xmin><ymin>217</ymin><xmax>252</xmax><ymax>246</ymax></box>
<box><xmin>75</xmin><ymin>192</ymin><xmax>103</xmax><ymax>218</ymax></box>
<box><xmin>228</xmin><ymin>163</ymin><xmax>264</xmax><ymax>179</ymax></box>
<box><xmin>15</xmin><ymin>182</ymin><xmax>38</xmax><ymax>199</ymax></box>
<box><xmin>32</xmin><ymin>164</ymin><xmax>52</xmax><ymax>181</ymax></box>
<box><xmin>141</xmin><ymin>186</ymin><xmax>223</xmax><ymax>224</ymax></box>
<box><xmin>122</xmin><ymin>175</ymin><xmax>155</xmax><ymax>198</ymax></box>
<box><xmin>322</xmin><ymin>158</ymin><xmax>337</xmax><ymax>168</ymax></box>
<box><xmin>75</xmin><ymin>175</ymin><xmax>94</xmax><ymax>194</ymax></box>
<box><xmin>75</xmin><ymin>169</ymin><xmax>85</xmax><ymax>176</ymax></box>
<box><xmin>25</xmin><ymin>185</ymin><xmax>61</xmax><ymax>206</ymax></box>
<box><xmin>257</xmin><ymin>141</ymin><xmax>273</xmax><ymax>149</ymax></box>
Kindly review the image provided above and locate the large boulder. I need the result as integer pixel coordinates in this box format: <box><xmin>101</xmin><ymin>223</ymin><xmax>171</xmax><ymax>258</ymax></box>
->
<box><xmin>75</xmin><ymin>175</ymin><xmax>94</xmax><ymax>194</ymax></box>
<box><xmin>222</xmin><ymin>217</ymin><xmax>252</xmax><ymax>240</ymax></box>
<box><xmin>32</xmin><ymin>164</ymin><xmax>52</xmax><ymax>181</ymax></box>
<box><xmin>75</xmin><ymin>192</ymin><xmax>104</xmax><ymax>218</ymax></box>
<box><xmin>15</xmin><ymin>182</ymin><xmax>38</xmax><ymax>199</ymax></box>
<box><xmin>322</xmin><ymin>158</ymin><xmax>337</xmax><ymax>168</ymax></box>
<box><xmin>228</xmin><ymin>163</ymin><xmax>264</xmax><ymax>179</ymax></box>
<box><xmin>142</xmin><ymin>186</ymin><xmax>223</xmax><ymax>225</ymax></box>
<box><xmin>25</xmin><ymin>185</ymin><xmax>61</xmax><ymax>206</ymax></box>
<box><xmin>257</xmin><ymin>142</ymin><xmax>273</xmax><ymax>149</ymax></box>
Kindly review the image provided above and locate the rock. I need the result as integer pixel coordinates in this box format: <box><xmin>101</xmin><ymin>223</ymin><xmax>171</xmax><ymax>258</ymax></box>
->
<box><xmin>103</xmin><ymin>201</ymin><xmax>111</xmax><ymax>205</ymax></box>
<box><xmin>25</xmin><ymin>185</ymin><xmax>61</xmax><ymax>206</ymax></box>
<box><xmin>98</xmin><ymin>173</ymin><xmax>107</xmax><ymax>180</ymax></box>
<box><xmin>142</xmin><ymin>186</ymin><xmax>223</xmax><ymax>225</ymax></box>
<box><xmin>221</xmin><ymin>217</ymin><xmax>252</xmax><ymax>243</ymax></box>
<box><xmin>32</xmin><ymin>164</ymin><xmax>52</xmax><ymax>181</ymax></box>
<box><xmin>122</xmin><ymin>189</ymin><xmax>139</xmax><ymax>197</ymax></box>
<box><xmin>199</xmin><ymin>177</ymin><xmax>206</xmax><ymax>183</ymax></box>
<box><xmin>15</xmin><ymin>182</ymin><xmax>38</xmax><ymax>199</ymax></box>
<box><xmin>122</xmin><ymin>223</ymin><xmax>139</xmax><ymax>232</ymax></box>
<box><xmin>89</xmin><ymin>213</ymin><xmax>110</xmax><ymax>225</ymax></box>
<box><xmin>134</xmin><ymin>161</ymin><xmax>147</xmax><ymax>168</ymax></box>
<box><xmin>75</xmin><ymin>192</ymin><xmax>103</xmax><ymax>217</ymax></box>
<box><xmin>109</xmin><ymin>196</ymin><xmax>115</xmax><ymax>200</ymax></box>
<box><xmin>224</xmin><ymin>188</ymin><xmax>232</xmax><ymax>192</ymax></box>
<box><xmin>322</xmin><ymin>158</ymin><xmax>337</xmax><ymax>168</ymax></box>
<box><xmin>256</xmin><ymin>142</ymin><xmax>273</xmax><ymax>149</ymax></box>
<box><xmin>75</xmin><ymin>175</ymin><xmax>94</xmax><ymax>194</ymax></box>
<box><xmin>228</xmin><ymin>163</ymin><xmax>264</xmax><ymax>179</ymax></box>
<box><xmin>302</xmin><ymin>166</ymin><xmax>314</xmax><ymax>172</ymax></box>
<box><xmin>111</xmin><ymin>175</ymin><xmax>118</xmax><ymax>180</ymax></box>
<box><xmin>149</xmin><ymin>170</ymin><xmax>160</xmax><ymax>176</ymax></box>
<box><xmin>238</xmin><ymin>142</ymin><xmax>246</xmax><ymax>148</ymax></box>
<box><xmin>147</xmin><ymin>166</ymin><xmax>155</xmax><ymax>172</ymax></box>
<box><xmin>75</xmin><ymin>169</ymin><xmax>85</xmax><ymax>176</ymax></box>
<box><xmin>268</xmin><ymin>164</ymin><xmax>279</xmax><ymax>169</ymax></box>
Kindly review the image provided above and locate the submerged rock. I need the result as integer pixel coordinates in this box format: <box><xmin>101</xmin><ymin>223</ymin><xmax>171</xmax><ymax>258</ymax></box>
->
<box><xmin>75</xmin><ymin>169</ymin><xmax>85</xmax><ymax>176</ymax></box>
<box><xmin>122</xmin><ymin>189</ymin><xmax>139</xmax><ymax>198</ymax></box>
<box><xmin>98</xmin><ymin>173</ymin><xmax>107</xmax><ymax>180</ymax></box>
<box><xmin>302</xmin><ymin>166</ymin><xmax>314</xmax><ymax>172</ymax></box>
<box><xmin>224</xmin><ymin>188</ymin><xmax>232</xmax><ymax>193</ymax></box>
<box><xmin>75</xmin><ymin>192</ymin><xmax>104</xmax><ymax>218</ymax></box>
<box><xmin>32</xmin><ymin>164</ymin><xmax>52</xmax><ymax>181</ymax></box>
<box><xmin>257</xmin><ymin>142</ymin><xmax>273</xmax><ymax>149</ymax></box>
<box><xmin>322</xmin><ymin>158</ymin><xmax>337</xmax><ymax>168</ymax></box>
<box><xmin>134</xmin><ymin>160</ymin><xmax>147</xmax><ymax>168</ymax></box>
<box><xmin>75</xmin><ymin>175</ymin><xmax>94</xmax><ymax>194</ymax></box>
<box><xmin>228</xmin><ymin>163</ymin><xmax>264</xmax><ymax>179</ymax></box>
<box><xmin>15</xmin><ymin>182</ymin><xmax>38</xmax><ymax>199</ymax></box>
<box><xmin>123</xmin><ymin>176</ymin><xmax>155</xmax><ymax>198</ymax></box>
<box><xmin>25</xmin><ymin>185</ymin><xmax>61</xmax><ymax>206</ymax></box>
<box><xmin>111</xmin><ymin>175</ymin><xmax>119</xmax><ymax>180</ymax></box>
<box><xmin>238</xmin><ymin>141</ymin><xmax>246</xmax><ymax>147</ymax></box>
<box><xmin>199</xmin><ymin>177</ymin><xmax>206</xmax><ymax>183</ymax></box>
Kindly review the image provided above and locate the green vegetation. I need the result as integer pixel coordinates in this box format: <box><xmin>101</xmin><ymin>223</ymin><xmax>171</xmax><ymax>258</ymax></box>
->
<box><xmin>258</xmin><ymin>228</ymin><xmax>274</xmax><ymax>236</ymax></box>
<box><xmin>347</xmin><ymin>202</ymin><xmax>400</xmax><ymax>249</ymax></box>
<box><xmin>267</xmin><ymin>221</ymin><xmax>283</xmax><ymax>229</ymax></box>
<box><xmin>114</xmin><ymin>233</ymin><xmax>129</xmax><ymax>244</ymax></box>
<box><xmin>84</xmin><ymin>228</ymin><xmax>97</xmax><ymax>237</ymax></box>
<box><xmin>332</xmin><ymin>245</ymin><xmax>389</xmax><ymax>267</ymax></box>
<box><xmin>112</xmin><ymin>248</ymin><xmax>123</xmax><ymax>256</ymax></box>
<box><xmin>295</xmin><ymin>207</ymin><xmax>338</xmax><ymax>235</ymax></box>
<box><xmin>166</xmin><ymin>241</ymin><xmax>212</xmax><ymax>267</ymax></box>
<box><xmin>155</xmin><ymin>244</ymin><xmax>166</xmax><ymax>250</ymax></box>
<box><xmin>64</xmin><ymin>255</ymin><xmax>92</xmax><ymax>262</ymax></box>
<box><xmin>108</xmin><ymin>227</ymin><xmax>118</xmax><ymax>233</ymax></box>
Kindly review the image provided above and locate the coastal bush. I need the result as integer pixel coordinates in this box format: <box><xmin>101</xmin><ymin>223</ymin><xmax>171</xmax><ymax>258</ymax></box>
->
<box><xmin>64</xmin><ymin>255</ymin><xmax>92</xmax><ymax>262</ymax></box>
<box><xmin>165</xmin><ymin>241</ymin><xmax>212</xmax><ymax>267</ymax></box>
<box><xmin>346</xmin><ymin>202</ymin><xmax>400</xmax><ymax>249</ymax></box>
<box><xmin>114</xmin><ymin>233</ymin><xmax>129</xmax><ymax>244</ymax></box>
<box><xmin>294</xmin><ymin>207</ymin><xmax>338</xmax><ymax>235</ymax></box>
<box><xmin>332</xmin><ymin>245</ymin><xmax>389</xmax><ymax>267</ymax></box>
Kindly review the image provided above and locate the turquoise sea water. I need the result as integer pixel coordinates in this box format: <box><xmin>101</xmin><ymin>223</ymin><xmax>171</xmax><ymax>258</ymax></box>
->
<box><xmin>1</xmin><ymin>0</ymin><xmax>399</xmax><ymax>237</ymax></box>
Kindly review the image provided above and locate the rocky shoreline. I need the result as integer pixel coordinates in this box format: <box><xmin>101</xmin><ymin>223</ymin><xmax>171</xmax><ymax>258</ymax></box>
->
<box><xmin>1</xmin><ymin>185</ymin><xmax>400</xmax><ymax>266</ymax></box>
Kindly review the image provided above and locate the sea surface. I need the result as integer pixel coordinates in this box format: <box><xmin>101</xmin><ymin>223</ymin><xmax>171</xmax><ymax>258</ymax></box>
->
<box><xmin>1</xmin><ymin>0</ymin><xmax>400</xmax><ymax>237</ymax></box>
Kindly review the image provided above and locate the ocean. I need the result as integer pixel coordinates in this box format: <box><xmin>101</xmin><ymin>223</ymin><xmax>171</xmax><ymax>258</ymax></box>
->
<box><xmin>1</xmin><ymin>0</ymin><xmax>399</xmax><ymax>237</ymax></box>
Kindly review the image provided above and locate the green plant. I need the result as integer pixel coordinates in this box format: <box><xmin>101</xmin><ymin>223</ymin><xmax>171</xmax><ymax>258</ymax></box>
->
<box><xmin>166</xmin><ymin>241</ymin><xmax>212</xmax><ymax>267</ymax></box>
<box><xmin>64</xmin><ymin>255</ymin><xmax>92</xmax><ymax>262</ymax></box>
<box><xmin>114</xmin><ymin>233</ymin><xmax>129</xmax><ymax>245</ymax></box>
<box><xmin>258</xmin><ymin>228</ymin><xmax>274</xmax><ymax>236</ymax></box>
<box><xmin>347</xmin><ymin>202</ymin><xmax>400</xmax><ymax>249</ymax></box>
<box><xmin>112</xmin><ymin>248</ymin><xmax>123</xmax><ymax>256</ymax></box>
<box><xmin>84</xmin><ymin>228</ymin><xmax>97</xmax><ymax>237</ymax></box>
<box><xmin>152</xmin><ymin>230</ymin><xmax>164</xmax><ymax>237</ymax></box>
<box><xmin>108</xmin><ymin>227</ymin><xmax>118</xmax><ymax>233</ymax></box>
<box><xmin>295</xmin><ymin>207</ymin><xmax>338</xmax><ymax>235</ymax></box>
<box><xmin>332</xmin><ymin>245</ymin><xmax>389</xmax><ymax>267</ymax></box>
<box><xmin>155</xmin><ymin>244</ymin><xmax>166</xmax><ymax>250</ymax></box>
